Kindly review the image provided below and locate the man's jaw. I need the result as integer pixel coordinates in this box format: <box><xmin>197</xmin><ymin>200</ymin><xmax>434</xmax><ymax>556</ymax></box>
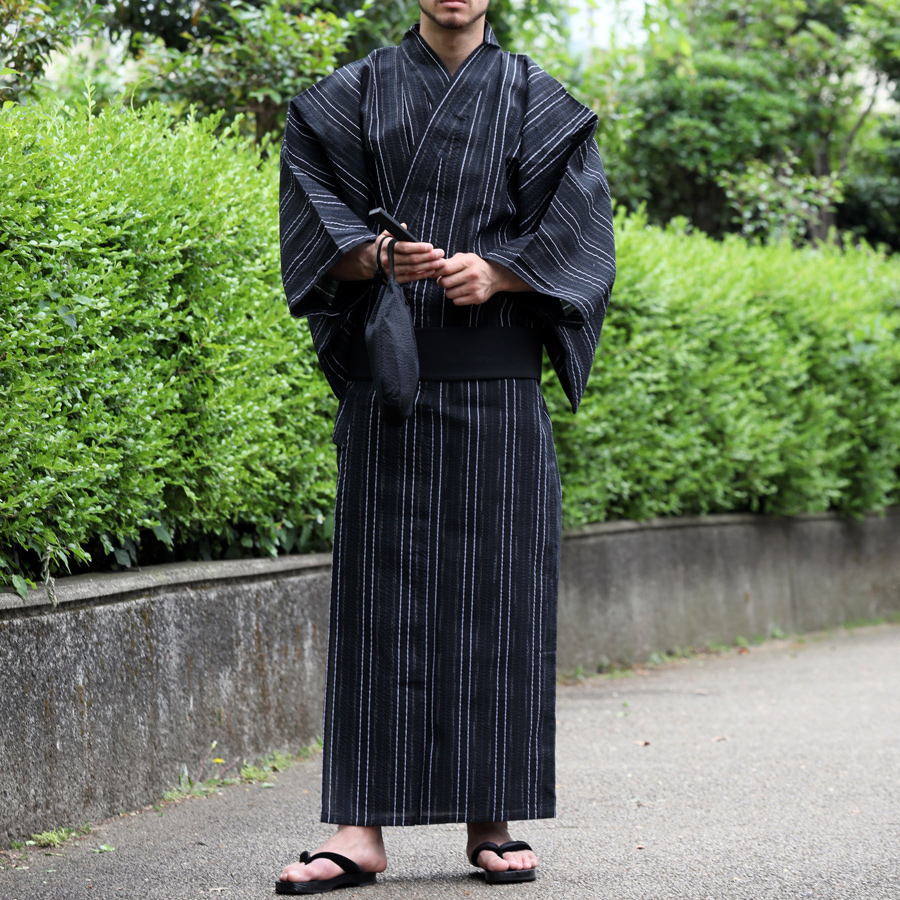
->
<box><xmin>421</xmin><ymin>0</ymin><xmax>486</xmax><ymax>30</ymax></box>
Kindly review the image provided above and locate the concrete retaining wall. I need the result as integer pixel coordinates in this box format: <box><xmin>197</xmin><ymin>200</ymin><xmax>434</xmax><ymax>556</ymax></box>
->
<box><xmin>0</xmin><ymin>556</ymin><xmax>331</xmax><ymax>850</ymax></box>
<box><xmin>557</xmin><ymin>510</ymin><xmax>900</xmax><ymax>671</ymax></box>
<box><xmin>2</xmin><ymin>510</ymin><xmax>898</xmax><ymax>846</ymax></box>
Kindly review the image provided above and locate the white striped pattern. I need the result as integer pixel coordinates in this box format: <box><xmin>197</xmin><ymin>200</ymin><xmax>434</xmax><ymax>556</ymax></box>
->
<box><xmin>323</xmin><ymin>378</ymin><xmax>560</xmax><ymax>825</ymax></box>
<box><xmin>279</xmin><ymin>23</ymin><xmax>615</xmax><ymax>826</ymax></box>
<box><xmin>280</xmin><ymin>23</ymin><xmax>616</xmax><ymax>410</ymax></box>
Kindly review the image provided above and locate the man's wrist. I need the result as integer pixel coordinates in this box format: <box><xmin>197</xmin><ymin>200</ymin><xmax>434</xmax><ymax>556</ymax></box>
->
<box><xmin>482</xmin><ymin>260</ymin><xmax>501</xmax><ymax>295</ymax></box>
<box><xmin>364</xmin><ymin>240</ymin><xmax>379</xmax><ymax>279</ymax></box>
<box><xmin>328</xmin><ymin>239</ymin><xmax>378</xmax><ymax>281</ymax></box>
<box><xmin>485</xmin><ymin>259</ymin><xmax>528</xmax><ymax>294</ymax></box>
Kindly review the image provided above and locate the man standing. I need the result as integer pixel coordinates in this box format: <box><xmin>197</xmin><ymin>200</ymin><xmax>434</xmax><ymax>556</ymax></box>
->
<box><xmin>277</xmin><ymin>0</ymin><xmax>615</xmax><ymax>892</ymax></box>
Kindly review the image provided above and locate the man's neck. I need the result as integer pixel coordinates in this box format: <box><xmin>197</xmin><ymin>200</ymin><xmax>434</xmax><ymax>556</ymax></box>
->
<box><xmin>418</xmin><ymin>15</ymin><xmax>485</xmax><ymax>76</ymax></box>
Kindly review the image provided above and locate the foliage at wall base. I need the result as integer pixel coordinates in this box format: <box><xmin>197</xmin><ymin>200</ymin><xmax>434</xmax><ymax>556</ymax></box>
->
<box><xmin>543</xmin><ymin>207</ymin><xmax>900</xmax><ymax>526</ymax></box>
<box><xmin>1</xmin><ymin>100</ymin><xmax>899</xmax><ymax>592</ymax></box>
<box><xmin>0</xmin><ymin>99</ymin><xmax>336</xmax><ymax>592</ymax></box>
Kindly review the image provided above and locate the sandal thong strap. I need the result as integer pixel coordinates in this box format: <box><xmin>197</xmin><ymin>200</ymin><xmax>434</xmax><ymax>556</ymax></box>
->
<box><xmin>470</xmin><ymin>840</ymin><xmax>534</xmax><ymax>867</ymax></box>
<box><xmin>298</xmin><ymin>850</ymin><xmax>364</xmax><ymax>874</ymax></box>
<box><xmin>469</xmin><ymin>841</ymin><xmax>501</xmax><ymax>868</ymax></box>
<box><xmin>496</xmin><ymin>840</ymin><xmax>533</xmax><ymax>856</ymax></box>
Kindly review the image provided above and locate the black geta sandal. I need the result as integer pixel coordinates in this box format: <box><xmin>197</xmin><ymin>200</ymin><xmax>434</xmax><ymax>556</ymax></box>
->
<box><xmin>469</xmin><ymin>840</ymin><xmax>537</xmax><ymax>884</ymax></box>
<box><xmin>275</xmin><ymin>850</ymin><xmax>378</xmax><ymax>894</ymax></box>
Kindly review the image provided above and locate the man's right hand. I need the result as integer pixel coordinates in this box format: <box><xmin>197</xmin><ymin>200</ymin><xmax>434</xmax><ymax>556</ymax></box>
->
<box><xmin>377</xmin><ymin>224</ymin><xmax>445</xmax><ymax>285</ymax></box>
<box><xmin>329</xmin><ymin>227</ymin><xmax>445</xmax><ymax>283</ymax></box>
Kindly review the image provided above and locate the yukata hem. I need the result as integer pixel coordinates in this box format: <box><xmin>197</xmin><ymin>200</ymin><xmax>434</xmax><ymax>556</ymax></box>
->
<box><xmin>321</xmin><ymin>807</ymin><xmax>557</xmax><ymax>827</ymax></box>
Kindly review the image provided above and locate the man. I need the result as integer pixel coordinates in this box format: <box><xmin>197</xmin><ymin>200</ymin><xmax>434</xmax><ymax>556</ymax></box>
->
<box><xmin>277</xmin><ymin>0</ymin><xmax>615</xmax><ymax>892</ymax></box>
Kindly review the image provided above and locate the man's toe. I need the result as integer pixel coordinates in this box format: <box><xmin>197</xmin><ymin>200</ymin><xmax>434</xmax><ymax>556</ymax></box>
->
<box><xmin>478</xmin><ymin>850</ymin><xmax>510</xmax><ymax>872</ymax></box>
<box><xmin>506</xmin><ymin>850</ymin><xmax>538</xmax><ymax>870</ymax></box>
<box><xmin>282</xmin><ymin>860</ymin><xmax>337</xmax><ymax>882</ymax></box>
<box><xmin>279</xmin><ymin>863</ymin><xmax>305</xmax><ymax>882</ymax></box>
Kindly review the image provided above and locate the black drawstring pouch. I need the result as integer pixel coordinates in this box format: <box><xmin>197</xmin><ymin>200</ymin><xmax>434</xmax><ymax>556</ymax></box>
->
<box><xmin>365</xmin><ymin>238</ymin><xmax>419</xmax><ymax>426</ymax></box>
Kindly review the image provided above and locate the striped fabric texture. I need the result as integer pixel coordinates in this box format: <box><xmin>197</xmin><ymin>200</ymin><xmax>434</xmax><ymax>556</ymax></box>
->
<box><xmin>325</xmin><ymin>378</ymin><xmax>560</xmax><ymax>825</ymax></box>
<box><xmin>280</xmin><ymin>23</ymin><xmax>616</xmax><ymax>412</ymax></box>
<box><xmin>279</xmin><ymin>23</ymin><xmax>616</xmax><ymax>826</ymax></box>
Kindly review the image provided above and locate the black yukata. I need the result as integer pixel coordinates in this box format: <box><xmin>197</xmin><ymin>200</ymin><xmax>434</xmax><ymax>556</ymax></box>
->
<box><xmin>279</xmin><ymin>23</ymin><xmax>616</xmax><ymax>826</ymax></box>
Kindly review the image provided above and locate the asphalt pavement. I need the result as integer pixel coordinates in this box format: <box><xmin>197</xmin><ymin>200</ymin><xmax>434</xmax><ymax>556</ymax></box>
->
<box><xmin>2</xmin><ymin>622</ymin><xmax>899</xmax><ymax>900</ymax></box>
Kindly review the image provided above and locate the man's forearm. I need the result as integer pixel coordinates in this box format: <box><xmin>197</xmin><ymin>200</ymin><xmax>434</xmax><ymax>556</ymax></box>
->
<box><xmin>328</xmin><ymin>240</ymin><xmax>378</xmax><ymax>281</ymax></box>
<box><xmin>485</xmin><ymin>261</ymin><xmax>535</xmax><ymax>294</ymax></box>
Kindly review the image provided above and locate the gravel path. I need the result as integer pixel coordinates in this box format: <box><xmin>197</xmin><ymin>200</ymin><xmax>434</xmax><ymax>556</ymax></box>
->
<box><xmin>3</xmin><ymin>623</ymin><xmax>898</xmax><ymax>899</ymax></box>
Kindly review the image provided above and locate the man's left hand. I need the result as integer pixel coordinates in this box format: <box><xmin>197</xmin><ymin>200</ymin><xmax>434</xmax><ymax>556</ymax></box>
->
<box><xmin>438</xmin><ymin>253</ymin><xmax>502</xmax><ymax>305</ymax></box>
<box><xmin>438</xmin><ymin>253</ymin><xmax>533</xmax><ymax>305</ymax></box>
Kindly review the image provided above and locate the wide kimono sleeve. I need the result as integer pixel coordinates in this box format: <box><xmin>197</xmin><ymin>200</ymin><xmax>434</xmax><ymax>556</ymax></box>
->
<box><xmin>482</xmin><ymin>62</ymin><xmax>616</xmax><ymax>412</ymax></box>
<box><xmin>279</xmin><ymin>62</ymin><xmax>375</xmax><ymax>320</ymax></box>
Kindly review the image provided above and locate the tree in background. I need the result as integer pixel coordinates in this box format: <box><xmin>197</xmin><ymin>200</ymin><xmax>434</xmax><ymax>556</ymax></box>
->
<box><xmin>128</xmin><ymin>0</ymin><xmax>370</xmax><ymax>145</ymax></box>
<box><xmin>125</xmin><ymin>0</ymin><xmax>565</xmax><ymax>142</ymax></box>
<box><xmin>838</xmin><ymin>119</ymin><xmax>900</xmax><ymax>252</ymax></box>
<box><xmin>620</xmin><ymin>46</ymin><xmax>804</xmax><ymax>236</ymax></box>
<box><xmin>103</xmin><ymin>0</ymin><xmax>264</xmax><ymax>51</ymax></box>
<box><xmin>0</xmin><ymin>0</ymin><xmax>95</xmax><ymax>103</ymax></box>
<box><xmin>94</xmin><ymin>0</ymin><xmax>563</xmax><ymax>58</ymax></box>
<box><xmin>578</xmin><ymin>0</ymin><xmax>900</xmax><ymax>249</ymax></box>
<box><xmin>835</xmin><ymin>2</ymin><xmax>900</xmax><ymax>251</ymax></box>
<box><xmin>29</xmin><ymin>0</ymin><xmax>566</xmax><ymax>143</ymax></box>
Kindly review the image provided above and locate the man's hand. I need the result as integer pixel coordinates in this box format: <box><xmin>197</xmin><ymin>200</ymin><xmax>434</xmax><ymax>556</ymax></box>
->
<box><xmin>328</xmin><ymin>227</ymin><xmax>445</xmax><ymax>283</ymax></box>
<box><xmin>438</xmin><ymin>253</ymin><xmax>534</xmax><ymax>305</ymax></box>
<box><xmin>390</xmin><ymin>232</ymin><xmax>446</xmax><ymax>284</ymax></box>
<box><xmin>330</xmin><ymin>235</ymin><xmax>534</xmax><ymax>301</ymax></box>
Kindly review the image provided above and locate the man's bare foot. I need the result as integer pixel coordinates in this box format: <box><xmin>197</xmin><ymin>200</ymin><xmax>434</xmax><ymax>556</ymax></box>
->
<box><xmin>278</xmin><ymin>825</ymin><xmax>387</xmax><ymax>884</ymax></box>
<box><xmin>466</xmin><ymin>821</ymin><xmax>538</xmax><ymax>873</ymax></box>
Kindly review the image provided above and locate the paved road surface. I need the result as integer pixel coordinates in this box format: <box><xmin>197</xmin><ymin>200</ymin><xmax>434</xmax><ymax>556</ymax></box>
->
<box><xmin>3</xmin><ymin>623</ymin><xmax>898</xmax><ymax>899</ymax></box>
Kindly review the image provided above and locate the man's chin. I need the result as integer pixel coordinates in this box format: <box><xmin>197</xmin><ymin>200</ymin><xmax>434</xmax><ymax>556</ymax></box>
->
<box><xmin>435</xmin><ymin>16</ymin><xmax>470</xmax><ymax>30</ymax></box>
<box><xmin>420</xmin><ymin>1</ymin><xmax>486</xmax><ymax>31</ymax></box>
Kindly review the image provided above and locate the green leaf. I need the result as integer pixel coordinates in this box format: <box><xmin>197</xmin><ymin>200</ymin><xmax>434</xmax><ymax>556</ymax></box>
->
<box><xmin>11</xmin><ymin>574</ymin><xmax>29</xmax><ymax>600</ymax></box>
<box><xmin>152</xmin><ymin>521</ymin><xmax>174</xmax><ymax>545</ymax></box>
<box><xmin>113</xmin><ymin>548</ymin><xmax>132</xmax><ymax>568</ymax></box>
<box><xmin>57</xmin><ymin>304</ymin><xmax>77</xmax><ymax>330</ymax></box>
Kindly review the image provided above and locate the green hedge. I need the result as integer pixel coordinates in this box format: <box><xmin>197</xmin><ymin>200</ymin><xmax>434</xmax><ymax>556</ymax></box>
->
<box><xmin>545</xmin><ymin>208</ymin><xmax>900</xmax><ymax>525</ymax></box>
<box><xmin>0</xmin><ymin>100</ymin><xmax>336</xmax><ymax>593</ymax></box>
<box><xmin>2</xmin><ymin>100</ymin><xmax>899</xmax><ymax>592</ymax></box>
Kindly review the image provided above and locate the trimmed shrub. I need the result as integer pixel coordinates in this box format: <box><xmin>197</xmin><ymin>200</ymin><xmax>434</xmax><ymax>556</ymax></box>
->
<box><xmin>544</xmin><ymin>208</ymin><xmax>900</xmax><ymax>525</ymax></box>
<box><xmin>1</xmin><ymin>100</ymin><xmax>899</xmax><ymax>592</ymax></box>
<box><xmin>0</xmin><ymin>100</ymin><xmax>336</xmax><ymax>592</ymax></box>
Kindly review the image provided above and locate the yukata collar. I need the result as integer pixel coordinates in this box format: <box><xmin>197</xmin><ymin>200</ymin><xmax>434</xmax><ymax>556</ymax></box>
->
<box><xmin>403</xmin><ymin>20</ymin><xmax>501</xmax><ymax>51</ymax></box>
